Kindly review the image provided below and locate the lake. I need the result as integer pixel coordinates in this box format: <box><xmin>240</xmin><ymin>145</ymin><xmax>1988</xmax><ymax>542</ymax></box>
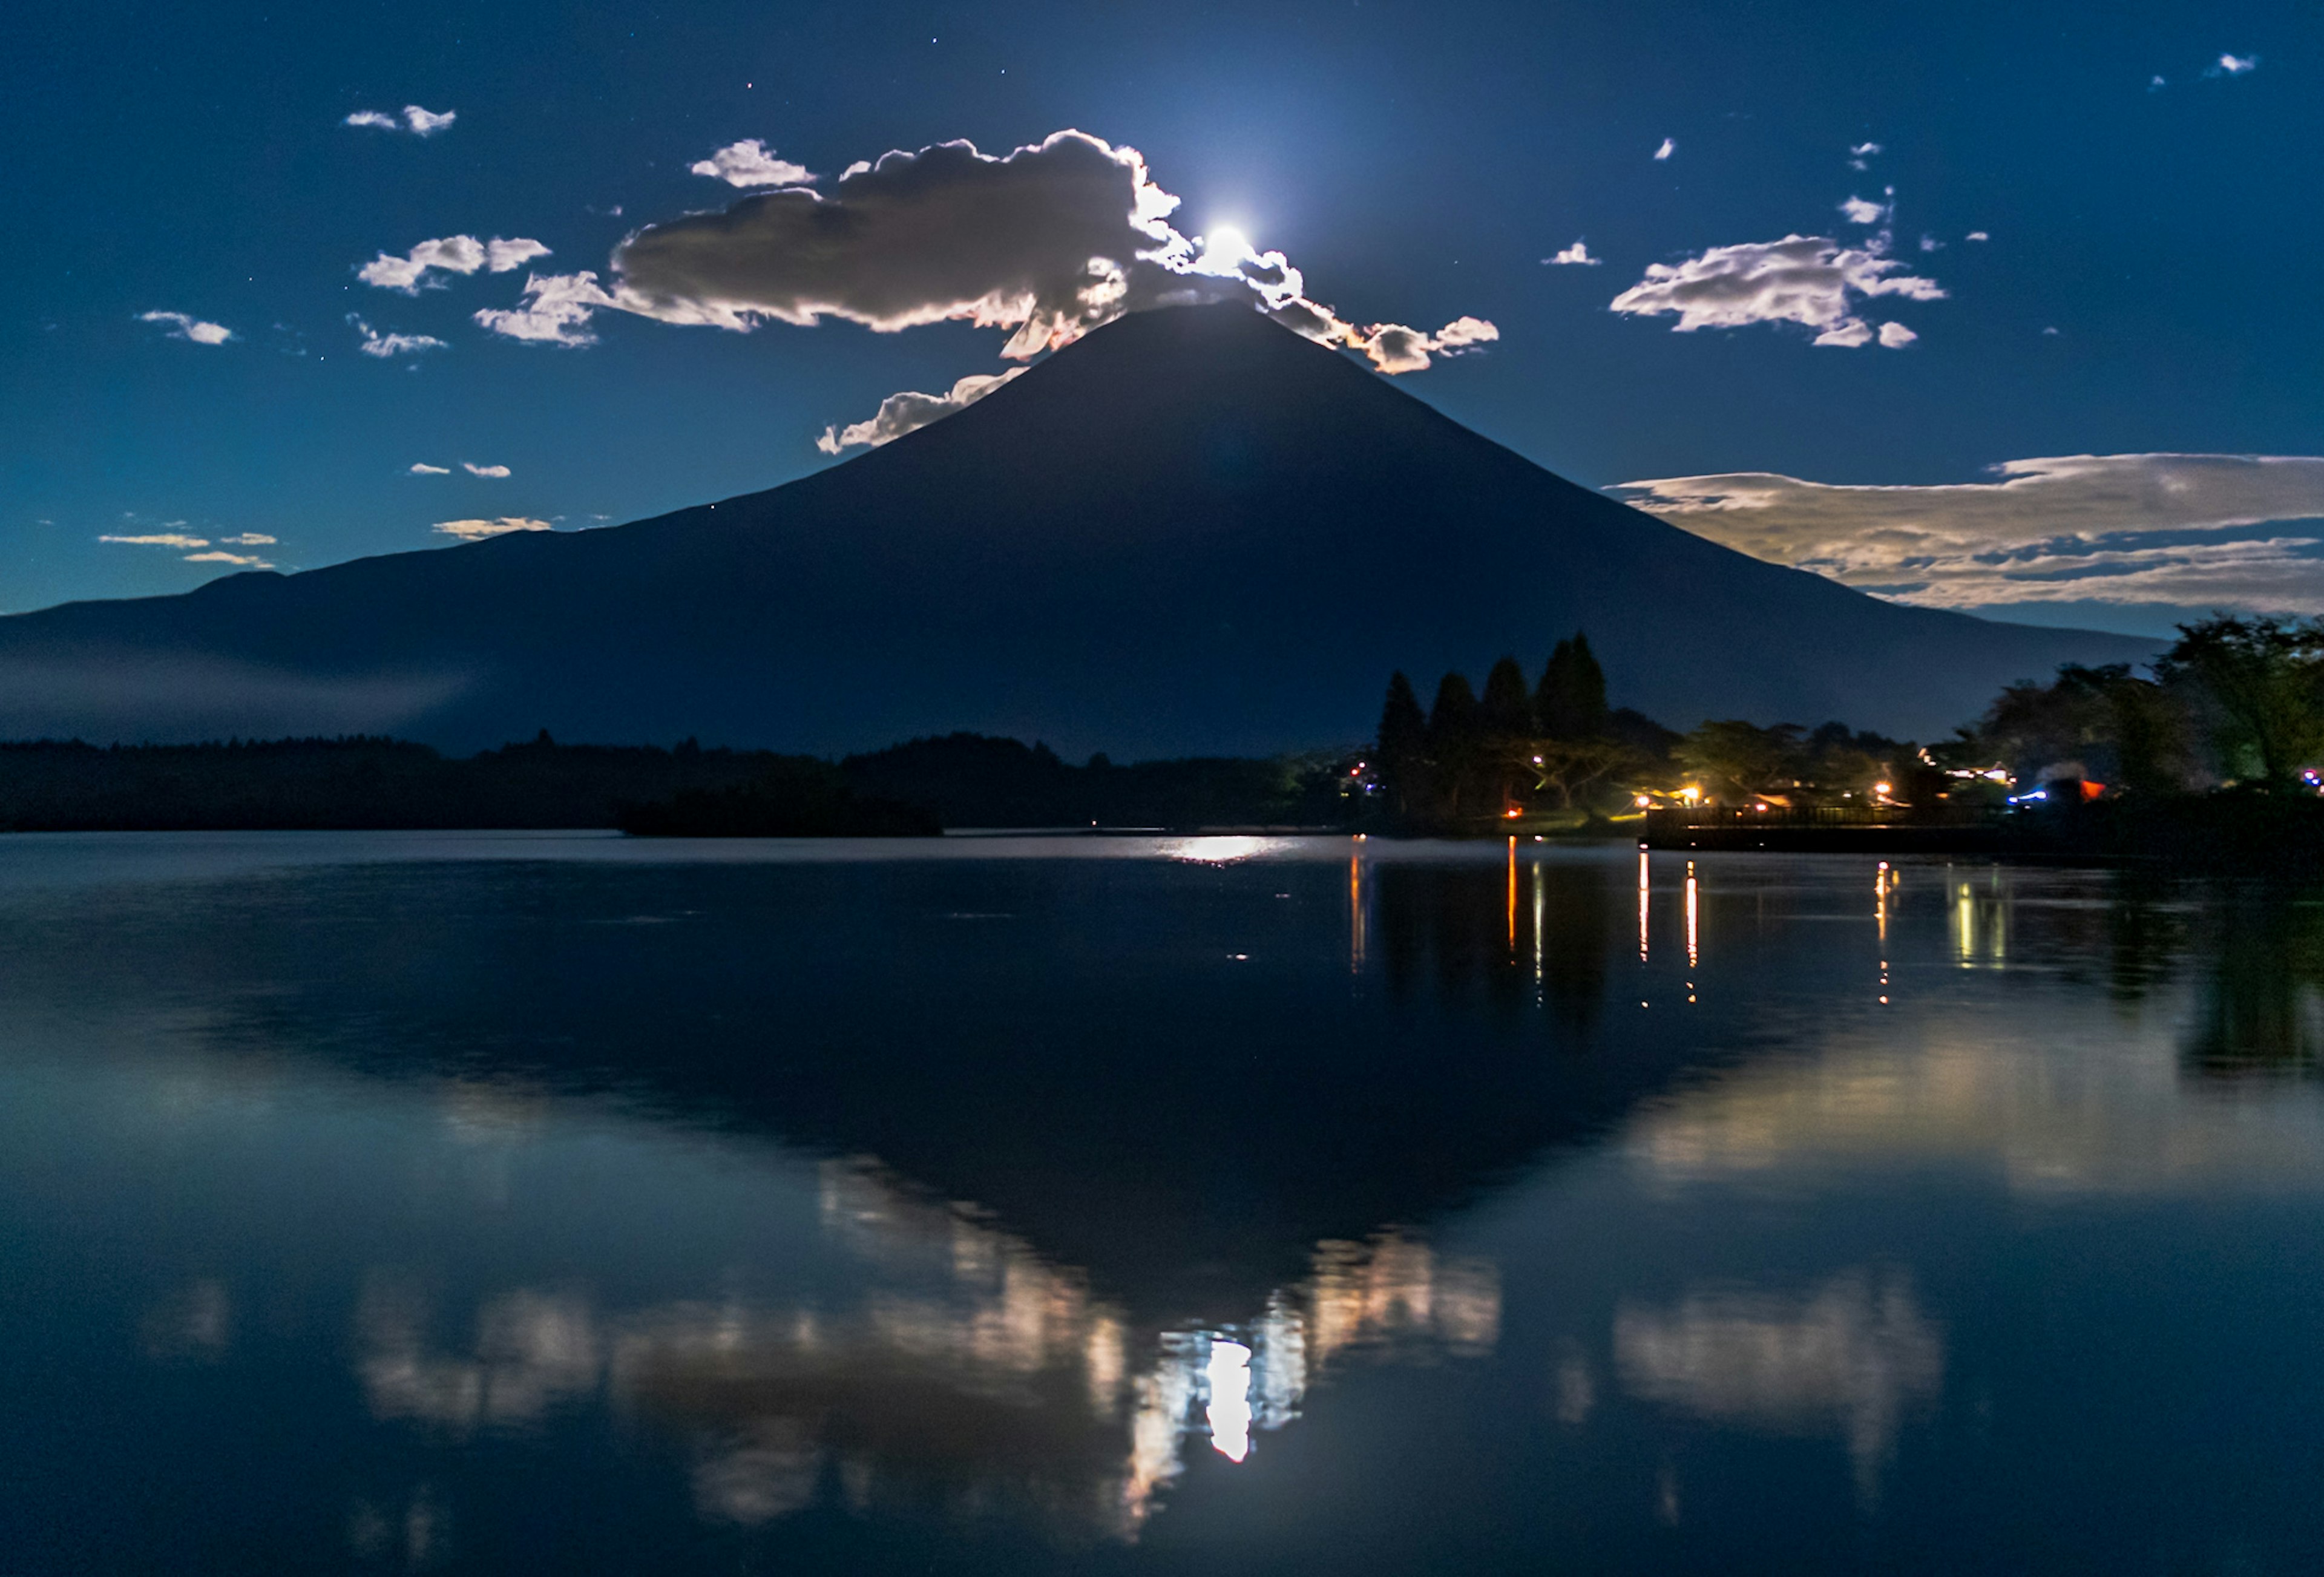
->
<box><xmin>6</xmin><ymin>831</ymin><xmax>2323</xmax><ymax>1573</ymax></box>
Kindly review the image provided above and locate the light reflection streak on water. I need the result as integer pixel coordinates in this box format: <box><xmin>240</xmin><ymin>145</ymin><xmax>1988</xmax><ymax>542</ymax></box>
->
<box><xmin>1638</xmin><ymin>848</ymin><xmax>1651</xmax><ymax>963</ymax></box>
<box><xmin>1532</xmin><ymin>862</ymin><xmax>1546</xmax><ymax>990</ymax></box>
<box><xmin>1877</xmin><ymin>864</ymin><xmax>1892</xmax><ymax>1004</ymax></box>
<box><xmin>1204</xmin><ymin>1340</ymin><xmax>1253</xmax><ymax>1461</ymax></box>
<box><xmin>1161</xmin><ymin>836</ymin><xmax>1282</xmax><ymax>865</ymax></box>
<box><xmin>1685</xmin><ymin>860</ymin><xmax>1699</xmax><ymax>972</ymax></box>
<box><xmin>1348</xmin><ymin>845</ymin><xmax>1367</xmax><ymax>975</ymax></box>
<box><xmin>1952</xmin><ymin>871</ymin><xmax>2007</xmax><ymax>968</ymax></box>
<box><xmin>1506</xmin><ymin>838</ymin><xmax>1518</xmax><ymax>955</ymax></box>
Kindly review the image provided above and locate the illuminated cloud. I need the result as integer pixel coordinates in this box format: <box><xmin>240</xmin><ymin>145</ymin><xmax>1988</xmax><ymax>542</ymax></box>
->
<box><xmin>1839</xmin><ymin>195</ymin><xmax>1886</xmax><ymax>225</ymax></box>
<box><xmin>2210</xmin><ymin>53</ymin><xmax>2259</xmax><ymax>76</ymax></box>
<box><xmin>101</xmin><ymin>532</ymin><xmax>209</xmax><ymax>549</ymax></box>
<box><xmin>219</xmin><ymin>533</ymin><xmax>277</xmax><ymax>545</ymax></box>
<box><xmin>461</xmin><ymin>462</ymin><xmax>511</xmax><ymax>477</ymax></box>
<box><xmin>474</xmin><ymin>131</ymin><xmax>1497</xmax><ymax>387</ymax></box>
<box><xmin>346</xmin><ymin>105</ymin><xmax>456</xmax><ymax>135</ymax></box>
<box><xmin>690</xmin><ymin>139</ymin><xmax>815</xmax><ymax>187</ymax></box>
<box><xmin>487</xmin><ymin>237</ymin><xmax>551</xmax><ymax>272</ymax></box>
<box><xmin>1610</xmin><ymin>453</ymin><xmax>2324</xmax><ymax>611</ymax></box>
<box><xmin>1965</xmin><ymin>231</ymin><xmax>1990</xmax><ymax>242</ymax></box>
<box><xmin>185</xmin><ymin>550</ymin><xmax>273</xmax><ymax>568</ymax></box>
<box><xmin>139</xmin><ymin>310</ymin><xmax>233</xmax><ymax>346</ymax></box>
<box><xmin>433</xmin><ymin>517</ymin><xmax>553</xmax><ymax>540</ymax></box>
<box><xmin>1653</xmin><ymin>137</ymin><xmax>1675</xmax><ymax>160</ymax></box>
<box><xmin>349</xmin><ymin>316</ymin><xmax>448</xmax><ymax>358</ymax></box>
<box><xmin>1546</xmin><ymin>240</ymin><xmax>1600</xmax><ymax>266</ymax></box>
<box><xmin>1848</xmin><ymin>140</ymin><xmax>1882</xmax><ymax>171</ymax></box>
<box><xmin>816</xmin><ymin>368</ymin><xmax>1025</xmax><ymax>453</ymax></box>
<box><xmin>409</xmin><ymin>462</ymin><xmax>452</xmax><ymax>474</ymax></box>
<box><xmin>358</xmin><ymin>234</ymin><xmax>549</xmax><ymax>293</ymax></box>
<box><xmin>1608</xmin><ymin>234</ymin><xmax>1943</xmax><ymax>349</ymax></box>
<box><xmin>1876</xmin><ymin>321</ymin><xmax>1917</xmax><ymax>348</ymax></box>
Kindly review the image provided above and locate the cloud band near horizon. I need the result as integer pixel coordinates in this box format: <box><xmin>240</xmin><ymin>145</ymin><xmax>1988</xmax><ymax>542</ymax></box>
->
<box><xmin>1613</xmin><ymin>454</ymin><xmax>2324</xmax><ymax>615</ymax></box>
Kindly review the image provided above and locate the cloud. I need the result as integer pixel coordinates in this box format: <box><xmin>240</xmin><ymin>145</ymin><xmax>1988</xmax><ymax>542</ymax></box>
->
<box><xmin>219</xmin><ymin>533</ymin><xmax>277</xmax><ymax>545</ymax></box>
<box><xmin>817</xmin><ymin>367</ymin><xmax>1026</xmax><ymax>453</ymax></box>
<box><xmin>487</xmin><ymin>237</ymin><xmax>551</xmax><ymax>272</ymax></box>
<box><xmin>139</xmin><ymin>310</ymin><xmax>232</xmax><ymax>346</ymax></box>
<box><xmin>184</xmin><ymin>550</ymin><xmax>273</xmax><ymax>568</ymax></box>
<box><xmin>2150</xmin><ymin>74</ymin><xmax>2168</xmax><ymax>91</ymax></box>
<box><xmin>1848</xmin><ymin>141</ymin><xmax>1882</xmax><ymax>171</ymax></box>
<box><xmin>473</xmin><ymin>130</ymin><xmax>1497</xmax><ymax>387</ymax></box>
<box><xmin>461</xmin><ymin>462</ymin><xmax>511</xmax><ymax>477</ymax></box>
<box><xmin>1546</xmin><ymin>240</ymin><xmax>1600</xmax><ymax>266</ymax></box>
<box><xmin>1610</xmin><ymin>453</ymin><xmax>2324</xmax><ymax>612</ymax></box>
<box><xmin>1965</xmin><ymin>231</ymin><xmax>1990</xmax><ymax>242</ymax></box>
<box><xmin>1839</xmin><ymin>195</ymin><xmax>1886</xmax><ymax>225</ymax></box>
<box><xmin>1653</xmin><ymin>138</ymin><xmax>1675</xmax><ymax>161</ymax></box>
<box><xmin>349</xmin><ymin>316</ymin><xmax>448</xmax><ymax>358</ymax></box>
<box><xmin>346</xmin><ymin>105</ymin><xmax>456</xmax><ymax>135</ymax></box>
<box><xmin>409</xmin><ymin>462</ymin><xmax>452</xmax><ymax>475</ymax></box>
<box><xmin>101</xmin><ymin>533</ymin><xmax>209</xmax><ymax>549</ymax></box>
<box><xmin>433</xmin><ymin>517</ymin><xmax>553</xmax><ymax>540</ymax></box>
<box><xmin>1877</xmin><ymin>321</ymin><xmax>1917</xmax><ymax>348</ymax></box>
<box><xmin>1608</xmin><ymin>234</ymin><xmax>1942</xmax><ymax>349</ymax></box>
<box><xmin>2210</xmin><ymin>53</ymin><xmax>2259</xmax><ymax>76</ymax></box>
<box><xmin>359</xmin><ymin>235</ymin><xmax>550</xmax><ymax>293</ymax></box>
<box><xmin>691</xmin><ymin>139</ymin><xmax>815</xmax><ymax>188</ymax></box>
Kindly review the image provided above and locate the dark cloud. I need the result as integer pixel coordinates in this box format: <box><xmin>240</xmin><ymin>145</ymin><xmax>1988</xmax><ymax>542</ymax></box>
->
<box><xmin>476</xmin><ymin>131</ymin><xmax>1498</xmax><ymax>437</ymax></box>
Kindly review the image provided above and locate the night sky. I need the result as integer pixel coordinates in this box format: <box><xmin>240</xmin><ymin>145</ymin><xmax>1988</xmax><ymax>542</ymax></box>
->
<box><xmin>5</xmin><ymin>1</ymin><xmax>2317</xmax><ymax>637</ymax></box>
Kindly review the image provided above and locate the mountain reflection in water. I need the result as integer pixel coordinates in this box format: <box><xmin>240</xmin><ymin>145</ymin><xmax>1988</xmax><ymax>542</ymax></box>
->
<box><xmin>7</xmin><ymin>836</ymin><xmax>2324</xmax><ymax>1572</ymax></box>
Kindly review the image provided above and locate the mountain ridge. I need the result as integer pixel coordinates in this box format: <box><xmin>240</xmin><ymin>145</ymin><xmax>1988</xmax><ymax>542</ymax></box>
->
<box><xmin>0</xmin><ymin>303</ymin><xmax>2155</xmax><ymax>752</ymax></box>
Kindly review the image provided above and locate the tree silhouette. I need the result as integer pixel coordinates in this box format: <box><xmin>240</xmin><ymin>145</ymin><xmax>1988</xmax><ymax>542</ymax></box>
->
<box><xmin>1536</xmin><ymin>632</ymin><xmax>1609</xmax><ymax>739</ymax></box>
<box><xmin>1375</xmin><ymin>671</ymin><xmax>1428</xmax><ymax>816</ymax></box>
<box><xmin>1428</xmin><ymin>672</ymin><xmax>1481</xmax><ymax>818</ymax></box>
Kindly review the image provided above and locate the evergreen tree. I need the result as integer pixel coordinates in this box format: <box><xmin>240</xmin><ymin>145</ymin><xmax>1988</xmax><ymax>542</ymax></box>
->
<box><xmin>1479</xmin><ymin>656</ymin><xmax>1532</xmax><ymax>739</ymax></box>
<box><xmin>1428</xmin><ymin>672</ymin><xmax>1481</xmax><ymax>818</ymax></box>
<box><xmin>1537</xmin><ymin>631</ymin><xmax>1610</xmax><ymax>739</ymax></box>
<box><xmin>1374</xmin><ymin>672</ymin><xmax>1428</xmax><ymax>815</ymax></box>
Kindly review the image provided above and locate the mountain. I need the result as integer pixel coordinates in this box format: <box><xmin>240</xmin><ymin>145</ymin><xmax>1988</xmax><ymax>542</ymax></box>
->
<box><xmin>0</xmin><ymin>303</ymin><xmax>2153</xmax><ymax>752</ymax></box>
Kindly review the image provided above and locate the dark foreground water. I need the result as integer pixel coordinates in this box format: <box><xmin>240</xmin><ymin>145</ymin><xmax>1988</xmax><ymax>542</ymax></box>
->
<box><xmin>6</xmin><ymin>833</ymin><xmax>2324</xmax><ymax>1574</ymax></box>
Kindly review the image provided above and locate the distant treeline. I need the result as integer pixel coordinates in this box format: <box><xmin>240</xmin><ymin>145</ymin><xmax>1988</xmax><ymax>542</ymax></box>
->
<box><xmin>0</xmin><ymin>730</ymin><xmax>1356</xmax><ymax>834</ymax></box>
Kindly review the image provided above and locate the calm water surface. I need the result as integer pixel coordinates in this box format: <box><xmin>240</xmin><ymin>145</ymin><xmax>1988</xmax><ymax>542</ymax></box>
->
<box><xmin>6</xmin><ymin>832</ymin><xmax>2324</xmax><ymax>1573</ymax></box>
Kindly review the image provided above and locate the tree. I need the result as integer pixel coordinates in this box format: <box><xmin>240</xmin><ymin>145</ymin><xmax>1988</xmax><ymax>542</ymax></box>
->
<box><xmin>1374</xmin><ymin>671</ymin><xmax>1428</xmax><ymax>815</ymax></box>
<box><xmin>1427</xmin><ymin>672</ymin><xmax>1481</xmax><ymax>817</ymax></box>
<box><xmin>2152</xmin><ymin>615</ymin><xmax>2324</xmax><ymax>787</ymax></box>
<box><xmin>1480</xmin><ymin>656</ymin><xmax>1532</xmax><ymax>738</ymax></box>
<box><xmin>1678</xmin><ymin>720</ymin><xmax>1807</xmax><ymax>801</ymax></box>
<box><xmin>1537</xmin><ymin>632</ymin><xmax>1609</xmax><ymax>739</ymax></box>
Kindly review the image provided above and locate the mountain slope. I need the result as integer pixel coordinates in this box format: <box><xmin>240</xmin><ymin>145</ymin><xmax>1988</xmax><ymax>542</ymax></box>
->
<box><xmin>0</xmin><ymin>303</ymin><xmax>2154</xmax><ymax>752</ymax></box>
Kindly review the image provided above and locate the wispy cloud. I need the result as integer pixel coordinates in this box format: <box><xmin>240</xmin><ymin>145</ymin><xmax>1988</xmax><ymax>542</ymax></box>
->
<box><xmin>1544</xmin><ymin>240</ymin><xmax>1600</xmax><ymax>266</ymax></box>
<box><xmin>346</xmin><ymin>105</ymin><xmax>456</xmax><ymax>136</ymax></box>
<box><xmin>409</xmin><ymin>462</ymin><xmax>452</xmax><ymax>475</ymax></box>
<box><xmin>461</xmin><ymin>462</ymin><xmax>511</xmax><ymax>477</ymax></box>
<box><xmin>1965</xmin><ymin>231</ymin><xmax>1990</xmax><ymax>242</ymax></box>
<box><xmin>1653</xmin><ymin>138</ymin><xmax>1675</xmax><ymax>161</ymax></box>
<box><xmin>101</xmin><ymin>532</ymin><xmax>209</xmax><ymax>549</ymax></box>
<box><xmin>219</xmin><ymin>534</ymin><xmax>277</xmax><ymax>546</ymax></box>
<box><xmin>185</xmin><ymin>550</ymin><xmax>273</xmax><ymax>568</ymax></box>
<box><xmin>1610</xmin><ymin>453</ymin><xmax>2324</xmax><ymax>612</ymax></box>
<box><xmin>433</xmin><ymin>517</ymin><xmax>553</xmax><ymax>540</ymax></box>
<box><xmin>358</xmin><ymin>235</ymin><xmax>549</xmax><ymax>293</ymax></box>
<box><xmin>1848</xmin><ymin>141</ymin><xmax>1882</xmax><ymax>171</ymax></box>
<box><xmin>2208</xmin><ymin>53</ymin><xmax>2259</xmax><ymax>77</ymax></box>
<box><xmin>349</xmin><ymin>316</ymin><xmax>448</xmax><ymax>358</ymax></box>
<box><xmin>689</xmin><ymin>139</ymin><xmax>814</xmax><ymax>187</ymax></box>
<box><xmin>1839</xmin><ymin>195</ymin><xmax>1886</xmax><ymax>225</ymax></box>
<box><xmin>1609</xmin><ymin>234</ymin><xmax>1941</xmax><ymax>349</ymax></box>
<box><xmin>139</xmin><ymin>310</ymin><xmax>233</xmax><ymax>346</ymax></box>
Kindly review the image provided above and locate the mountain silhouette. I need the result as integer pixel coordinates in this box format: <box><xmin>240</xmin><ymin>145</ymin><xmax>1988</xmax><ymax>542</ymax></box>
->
<box><xmin>0</xmin><ymin>303</ymin><xmax>2152</xmax><ymax>752</ymax></box>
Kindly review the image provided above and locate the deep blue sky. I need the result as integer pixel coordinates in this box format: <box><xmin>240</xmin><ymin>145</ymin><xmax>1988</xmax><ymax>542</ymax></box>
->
<box><xmin>4</xmin><ymin>1</ymin><xmax>2318</xmax><ymax>633</ymax></box>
